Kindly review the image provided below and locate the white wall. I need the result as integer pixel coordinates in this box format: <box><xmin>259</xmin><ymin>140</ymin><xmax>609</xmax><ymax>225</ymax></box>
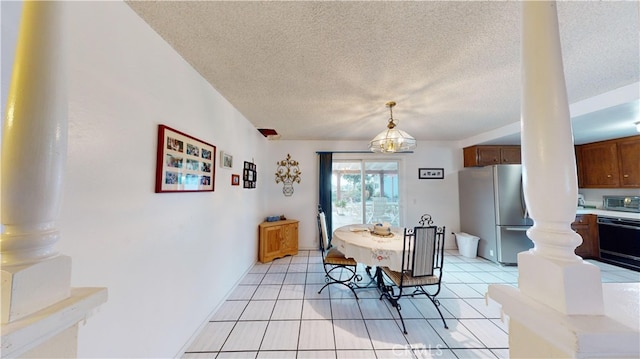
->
<box><xmin>4</xmin><ymin>2</ymin><xmax>268</xmax><ymax>358</ymax></box>
<box><xmin>265</xmin><ymin>140</ymin><xmax>462</xmax><ymax>250</ymax></box>
<box><xmin>64</xmin><ymin>3</ymin><xmax>273</xmax><ymax>357</ymax></box>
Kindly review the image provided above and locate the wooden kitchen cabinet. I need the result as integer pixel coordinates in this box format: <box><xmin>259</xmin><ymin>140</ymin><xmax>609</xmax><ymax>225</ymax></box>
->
<box><xmin>617</xmin><ymin>137</ymin><xmax>640</xmax><ymax>187</ymax></box>
<box><xmin>500</xmin><ymin>146</ymin><xmax>522</xmax><ymax>164</ymax></box>
<box><xmin>258</xmin><ymin>219</ymin><xmax>299</xmax><ymax>263</ymax></box>
<box><xmin>572</xmin><ymin>214</ymin><xmax>599</xmax><ymax>259</ymax></box>
<box><xmin>577</xmin><ymin>135</ymin><xmax>640</xmax><ymax>188</ymax></box>
<box><xmin>576</xmin><ymin>141</ymin><xmax>620</xmax><ymax>187</ymax></box>
<box><xmin>463</xmin><ymin>145</ymin><xmax>521</xmax><ymax>167</ymax></box>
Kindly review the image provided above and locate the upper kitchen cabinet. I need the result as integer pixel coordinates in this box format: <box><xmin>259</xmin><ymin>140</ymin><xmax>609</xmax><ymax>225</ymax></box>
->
<box><xmin>577</xmin><ymin>141</ymin><xmax>620</xmax><ymax>187</ymax></box>
<box><xmin>617</xmin><ymin>136</ymin><xmax>640</xmax><ymax>187</ymax></box>
<box><xmin>577</xmin><ymin>135</ymin><xmax>640</xmax><ymax>188</ymax></box>
<box><xmin>463</xmin><ymin>145</ymin><xmax>521</xmax><ymax>167</ymax></box>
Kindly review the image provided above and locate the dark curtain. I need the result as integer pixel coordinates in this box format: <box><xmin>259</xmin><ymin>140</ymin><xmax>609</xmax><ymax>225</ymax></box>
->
<box><xmin>318</xmin><ymin>152</ymin><xmax>333</xmax><ymax>249</ymax></box>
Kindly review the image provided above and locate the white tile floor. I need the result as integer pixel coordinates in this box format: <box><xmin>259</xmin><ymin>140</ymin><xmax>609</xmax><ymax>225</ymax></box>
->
<box><xmin>183</xmin><ymin>250</ymin><xmax>640</xmax><ymax>359</ymax></box>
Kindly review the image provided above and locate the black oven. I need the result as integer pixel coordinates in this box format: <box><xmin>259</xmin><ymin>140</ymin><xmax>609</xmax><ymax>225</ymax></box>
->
<box><xmin>598</xmin><ymin>216</ymin><xmax>640</xmax><ymax>271</ymax></box>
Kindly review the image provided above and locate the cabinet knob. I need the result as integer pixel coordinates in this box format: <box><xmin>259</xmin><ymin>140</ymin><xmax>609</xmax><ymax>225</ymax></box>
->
<box><xmin>607</xmin><ymin>174</ymin><xmax>612</xmax><ymax>178</ymax></box>
<box><xmin>623</xmin><ymin>174</ymin><xmax>629</xmax><ymax>178</ymax></box>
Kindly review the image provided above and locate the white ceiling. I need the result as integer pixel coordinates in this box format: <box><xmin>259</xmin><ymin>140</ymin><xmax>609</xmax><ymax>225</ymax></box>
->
<box><xmin>127</xmin><ymin>1</ymin><xmax>639</xmax><ymax>145</ymax></box>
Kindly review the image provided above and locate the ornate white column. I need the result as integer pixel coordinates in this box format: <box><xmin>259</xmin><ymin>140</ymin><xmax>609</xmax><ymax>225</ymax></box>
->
<box><xmin>517</xmin><ymin>0</ymin><xmax>604</xmax><ymax>315</ymax></box>
<box><xmin>488</xmin><ymin>2</ymin><xmax>638</xmax><ymax>358</ymax></box>
<box><xmin>2</xmin><ymin>0</ymin><xmax>67</xmax><ymax>267</ymax></box>
<box><xmin>2</xmin><ymin>0</ymin><xmax>72</xmax><ymax>325</ymax></box>
<box><xmin>1</xmin><ymin>2</ymin><xmax>106</xmax><ymax>357</ymax></box>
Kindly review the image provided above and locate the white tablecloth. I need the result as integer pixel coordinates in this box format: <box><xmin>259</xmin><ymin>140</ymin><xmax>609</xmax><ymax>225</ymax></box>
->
<box><xmin>332</xmin><ymin>224</ymin><xmax>405</xmax><ymax>272</ymax></box>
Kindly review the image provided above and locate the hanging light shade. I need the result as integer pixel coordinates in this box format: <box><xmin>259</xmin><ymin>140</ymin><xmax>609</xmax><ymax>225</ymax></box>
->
<box><xmin>369</xmin><ymin>101</ymin><xmax>417</xmax><ymax>153</ymax></box>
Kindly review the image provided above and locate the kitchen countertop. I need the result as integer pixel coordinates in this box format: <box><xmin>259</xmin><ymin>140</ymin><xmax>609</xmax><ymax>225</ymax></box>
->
<box><xmin>576</xmin><ymin>208</ymin><xmax>640</xmax><ymax>221</ymax></box>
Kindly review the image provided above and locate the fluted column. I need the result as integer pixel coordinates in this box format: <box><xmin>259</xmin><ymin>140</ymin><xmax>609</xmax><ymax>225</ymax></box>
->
<box><xmin>518</xmin><ymin>0</ymin><xmax>603</xmax><ymax>315</ymax></box>
<box><xmin>2</xmin><ymin>1</ymin><xmax>67</xmax><ymax>266</ymax></box>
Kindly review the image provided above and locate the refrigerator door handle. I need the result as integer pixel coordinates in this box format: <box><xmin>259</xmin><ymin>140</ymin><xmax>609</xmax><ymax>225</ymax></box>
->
<box><xmin>505</xmin><ymin>227</ymin><xmax>529</xmax><ymax>231</ymax></box>
<box><xmin>520</xmin><ymin>177</ymin><xmax>530</xmax><ymax>219</ymax></box>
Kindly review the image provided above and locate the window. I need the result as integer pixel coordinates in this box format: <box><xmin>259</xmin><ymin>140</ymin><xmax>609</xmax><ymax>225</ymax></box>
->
<box><xmin>331</xmin><ymin>159</ymin><xmax>402</xmax><ymax>233</ymax></box>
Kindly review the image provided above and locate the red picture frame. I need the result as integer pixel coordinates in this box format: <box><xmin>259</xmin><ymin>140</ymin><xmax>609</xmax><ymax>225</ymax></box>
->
<box><xmin>155</xmin><ymin>124</ymin><xmax>216</xmax><ymax>193</ymax></box>
<box><xmin>231</xmin><ymin>174</ymin><xmax>240</xmax><ymax>186</ymax></box>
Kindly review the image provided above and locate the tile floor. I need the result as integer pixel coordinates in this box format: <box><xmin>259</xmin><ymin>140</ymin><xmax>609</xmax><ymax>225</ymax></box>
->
<box><xmin>183</xmin><ymin>250</ymin><xmax>640</xmax><ymax>359</ymax></box>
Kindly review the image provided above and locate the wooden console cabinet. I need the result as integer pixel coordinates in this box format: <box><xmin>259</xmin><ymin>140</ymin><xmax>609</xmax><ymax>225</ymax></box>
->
<box><xmin>576</xmin><ymin>135</ymin><xmax>640</xmax><ymax>188</ymax></box>
<box><xmin>258</xmin><ymin>219</ymin><xmax>299</xmax><ymax>263</ymax></box>
<box><xmin>463</xmin><ymin>145</ymin><xmax>521</xmax><ymax>167</ymax></box>
<box><xmin>572</xmin><ymin>214</ymin><xmax>599</xmax><ymax>259</ymax></box>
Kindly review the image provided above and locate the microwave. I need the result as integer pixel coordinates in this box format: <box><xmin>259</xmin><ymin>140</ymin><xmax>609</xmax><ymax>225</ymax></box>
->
<box><xmin>603</xmin><ymin>196</ymin><xmax>640</xmax><ymax>213</ymax></box>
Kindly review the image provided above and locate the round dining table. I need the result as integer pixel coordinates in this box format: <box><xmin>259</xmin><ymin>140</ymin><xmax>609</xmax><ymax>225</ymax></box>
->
<box><xmin>331</xmin><ymin>224</ymin><xmax>406</xmax><ymax>272</ymax></box>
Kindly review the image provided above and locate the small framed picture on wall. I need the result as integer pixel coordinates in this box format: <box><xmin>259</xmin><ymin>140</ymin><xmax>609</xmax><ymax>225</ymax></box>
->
<box><xmin>221</xmin><ymin>151</ymin><xmax>233</xmax><ymax>169</ymax></box>
<box><xmin>418</xmin><ymin>168</ymin><xmax>444</xmax><ymax>179</ymax></box>
<box><xmin>243</xmin><ymin>161</ymin><xmax>257</xmax><ymax>189</ymax></box>
<box><xmin>231</xmin><ymin>174</ymin><xmax>240</xmax><ymax>186</ymax></box>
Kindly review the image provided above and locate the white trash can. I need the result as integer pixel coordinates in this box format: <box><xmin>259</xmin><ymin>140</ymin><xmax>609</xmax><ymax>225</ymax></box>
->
<box><xmin>454</xmin><ymin>232</ymin><xmax>480</xmax><ymax>258</ymax></box>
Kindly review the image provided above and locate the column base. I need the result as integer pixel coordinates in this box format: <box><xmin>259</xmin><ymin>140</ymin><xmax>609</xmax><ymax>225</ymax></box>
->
<box><xmin>518</xmin><ymin>251</ymin><xmax>604</xmax><ymax>315</ymax></box>
<box><xmin>20</xmin><ymin>324</ymin><xmax>78</xmax><ymax>358</ymax></box>
<box><xmin>509</xmin><ymin>320</ymin><xmax>570</xmax><ymax>358</ymax></box>
<box><xmin>489</xmin><ymin>283</ymin><xmax>639</xmax><ymax>359</ymax></box>
<box><xmin>1</xmin><ymin>287</ymin><xmax>107</xmax><ymax>358</ymax></box>
<box><xmin>1</xmin><ymin>255</ymin><xmax>71</xmax><ymax>323</ymax></box>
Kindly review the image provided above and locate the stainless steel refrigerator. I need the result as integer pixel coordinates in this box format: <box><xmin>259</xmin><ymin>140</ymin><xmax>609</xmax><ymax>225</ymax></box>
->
<box><xmin>458</xmin><ymin>164</ymin><xmax>533</xmax><ymax>265</ymax></box>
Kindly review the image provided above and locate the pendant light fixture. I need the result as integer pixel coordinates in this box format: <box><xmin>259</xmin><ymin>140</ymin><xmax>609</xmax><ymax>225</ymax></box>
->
<box><xmin>369</xmin><ymin>101</ymin><xmax>417</xmax><ymax>153</ymax></box>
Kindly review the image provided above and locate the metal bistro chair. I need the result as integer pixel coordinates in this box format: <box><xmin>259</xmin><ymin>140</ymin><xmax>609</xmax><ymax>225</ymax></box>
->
<box><xmin>380</xmin><ymin>215</ymin><xmax>448</xmax><ymax>334</ymax></box>
<box><xmin>317</xmin><ymin>207</ymin><xmax>362</xmax><ymax>299</ymax></box>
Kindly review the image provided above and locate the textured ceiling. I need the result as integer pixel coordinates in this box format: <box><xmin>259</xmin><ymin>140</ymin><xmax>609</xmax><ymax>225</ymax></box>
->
<box><xmin>127</xmin><ymin>1</ymin><xmax>639</xmax><ymax>144</ymax></box>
